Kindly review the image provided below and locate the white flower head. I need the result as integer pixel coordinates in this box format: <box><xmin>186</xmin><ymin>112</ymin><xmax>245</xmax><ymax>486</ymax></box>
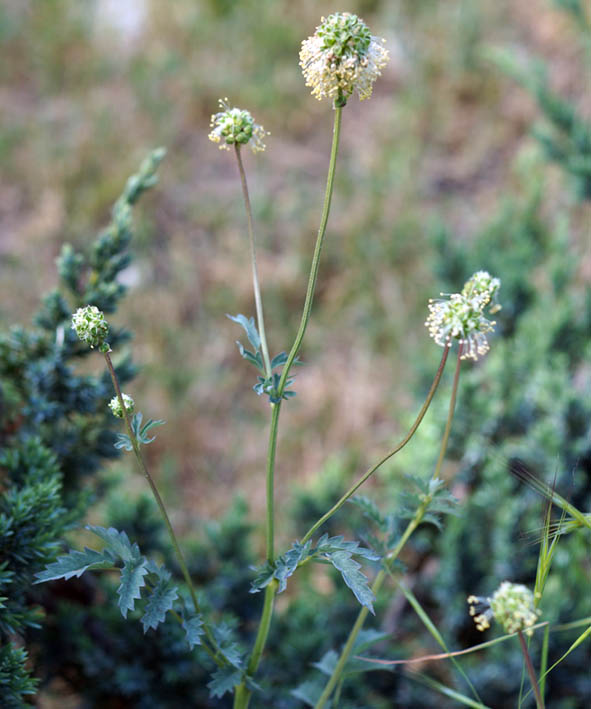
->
<box><xmin>425</xmin><ymin>271</ymin><xmax>501</xmax><ymax>361</ymax></box>
<box><xmin>208</xmin><ymin>99</ymin><xmax>268</xmax><ymax>153</ymax></box>
<box><xmin>300</xmin><ymin>12</ymin><xmax>389</xmax><ymax>106</ymax></box>
<box><xmin>71</xmin><ymin>305</ymin><xmax>109</xmax><ymax>349</ymax></box>
<box><xmin>468</xmin><ymin>581</ymin><xmax>541</xmax><ymax>637</ymax></box>
<box><xmin>108</xmin><ymin>393</ymin><xmax>135</xmax><ymax>419</ymax></box>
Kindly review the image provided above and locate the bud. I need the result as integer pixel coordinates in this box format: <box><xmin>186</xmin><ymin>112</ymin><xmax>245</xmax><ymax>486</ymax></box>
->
<box><xmin>299</xmin><ymin>13</ymin><xmax>389</xmax><ymax>105</ymax></box>
<box><xmin>108</xmin><ymin>393</ymin><xmax>135</xmax><ymax>419</ymax></box>
<box><xmin>425</xmin><ymin>271</ymin><xmax>501</xmax><ymax>360</ymax></box>
<box><xmin>209</xmin><ymin>99</ymin><xmax>269</xmax><ymax>153</ymax></box>
<box><xmin>71</xmin><ymin>305</ymin><xmax>109</xmax><ymax>349</ymax></box>
<box><xmin>467</xmin><ymin>581</ymin><xmax>541</xmax><ymax>637</ymax></box>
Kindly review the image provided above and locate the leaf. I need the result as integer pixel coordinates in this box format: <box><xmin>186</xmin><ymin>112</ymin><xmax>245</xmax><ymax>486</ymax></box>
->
<box><xmin>213</xmin><ymin>623</ymin><xmax>244</xmax><ymax>668</ymax></box>
<box><xmin>34</xmin><ymin>548</ymin><xmax>113</xmax><ymax>583</ymax></box>
<box><xmin>138</xmin><ymin>418</ymin><xmax>166</xmax><ymax>445</ymax></box>
<box><xmin>117</xmin><ymin>558</ymin><xmax>148</xmax><ymax>618</ymax></box>
<box><xmin>352</xmin><ymin>628</ymin><xmax>391</xmax><ymax>654</ymax></box>
<box><xmin>270</xmin><ymin>351</ymin><xmax>288</xmax><ymax>369</ymax></box>
<box><xmin>312</xmin><ymin>650</ymin><xmax>339</xmax><ymax>676</ymax></box>
<box><xmin>291</xmin><ymin>680</ymin><xmax>331</xmax><ymax>708</ymax></box>
<box><xmin>315</xmin><ymin>534</ymin><xmax>381</xmax><ymax>561</ymax></box>
<box><xmin>114</xmin><ymin>433</ymin><xmax>133</xmax><ymax>451</ymax></box>
<box><xmin>183</xmin><ymin>615</ymin><xmax>204</xmax><ymax>649</ymax></box>
<box><xmin>250</xmin><ymin>562</ymin><xmax>275</xmax><ymax>593</ymax></box>
<box><xmin>349</xmin><ymin>496</ymin><xmax>387</xmax><ymax>531</ymax></box>
<box><xmin>227</xmin><ymin>314</ymin><xmax>261</xmax><ymax>351</ymax></box>
<box><xmin>326</xmin><ymin>551</ymin><xmax>375</xmax><ymax>614</ymax></box>
<box><xmin>236</xmin><ymin>341</ymin><xmax>265</xmax><ymax>372</ymax></box>
<box><xmin>207</xmin><ymin>666</ymin><xmax>242</xmax><ymax>699</ymax></box>
<box><xmin>275</xmin><ymin>542</ymin><xmax>309</xmax><ymax>593</ymax></box>
<box><xmin>141</xmin><ymin>578</ymin><xmax>178</xmax><ymax>632</ymax></box>
<box><xmin>86</xmin><ymin>525</ymin><xmax>141</xmax><ymax>563</ymax></box>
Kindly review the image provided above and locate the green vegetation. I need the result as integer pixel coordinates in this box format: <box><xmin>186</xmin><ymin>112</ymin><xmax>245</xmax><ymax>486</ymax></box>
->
<box><xmin>1</xmin><ymin>1</ymin><xmax>589</xmax><ymax>707</ymax></box>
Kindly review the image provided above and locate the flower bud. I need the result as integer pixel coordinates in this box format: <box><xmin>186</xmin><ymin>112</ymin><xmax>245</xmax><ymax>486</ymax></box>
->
<box><xmin>209</xmin><ymin>99</ymin><xmax>268</xmax><ymax>153</ymax></box>
<box><xmin>71</xmin><ymin>305</ymin><xmax>109</xmax><ymax>349</ymax></box>
<box><xmin>108</xmin><ymin>393</ymin><xmax>135</xmax><ymax>419</ymax></box>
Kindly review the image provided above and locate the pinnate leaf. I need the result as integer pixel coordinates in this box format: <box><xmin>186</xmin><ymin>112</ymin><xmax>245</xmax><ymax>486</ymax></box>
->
<box><xmin>327</xmin><ymin>550</ymin><xmax>376</xmax><ymax>614</ymax></box>
<box><xmin>207</xmin><ymin>666</ymin><xmax>242</xmax><ymax>699</ymax></box>
<box><xmin>34</xmin><ymin>548</ymin><xmax>112</xmax><ymax>583</ymax></box>
<box><xmin>117</xmin><ymin>558</ymin><xmax>148</xmax><ymax>618</ymax></box>
<box><xmin>183</xmin><ymin>615</ymin><xmax>205</xmax><ymax>649</ymax></box>
<box><xmin>141</xmin><ymin>577</ymin><xmax>178</xmax><ymax>632</ymax></box>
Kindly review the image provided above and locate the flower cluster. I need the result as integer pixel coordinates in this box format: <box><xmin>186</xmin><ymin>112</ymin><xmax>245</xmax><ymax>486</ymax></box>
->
<box><xmin>71</xmin><ymin>305</ymin><xmax>109</xmax><ymax>350</ymax></box>
<box><xmin>425</xmin><ymin>271</ymin><xmax>501</xmax><ymax>360</ymax></box>
<box><xmin>299</xmin><ymin>12</ymin><xmax>389</xmax><ymax>105</ymax></box>
<box><xmin>108</xmin><ymin>393</ymin><xmax>135</xmax><ymax>419</ymax></box>
<box><xmin>208</xmin><ymin>99</ymin><xmax>268</xmax><ymax>153</ymax></box>
<box><xmin>468</xmin><ymin>582</ymin><xmax>541</xmax><ymax>637</ymax></box>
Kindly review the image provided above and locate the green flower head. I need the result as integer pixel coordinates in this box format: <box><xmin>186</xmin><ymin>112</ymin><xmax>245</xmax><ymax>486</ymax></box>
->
<box><xmin>108</xmin><ymin>393</ymin><xmax>135</xmax><ymax>419</ymax></box>
<box><xmin>425</xmin><ymin>271</ymin><xmax>501</xmax><ymax>361</ymax></box>
<box><xmin>209</xmin><ymin>99</ymin><xmax>268</xmax><ymax>153</ymax></box>
<box><xmin>468</xmin><ymin>581</ymin><xmax>541</xmax><ymax>637</ymax></box>
<box><xmin>71</xmin><ymin>305</ymin><xmax>109</xmax><ymax>349</ymax></box>
<box><xmin>299</xmin><ymin>13</ymin><xmax>389</xmax><ymax>106</ymax></box>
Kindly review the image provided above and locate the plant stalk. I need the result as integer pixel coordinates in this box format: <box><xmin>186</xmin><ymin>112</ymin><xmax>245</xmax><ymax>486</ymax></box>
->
<box><xmin>103</xmin><ymin>351</ymin><xmax>220</xmax><ymax>660</ymax></box>
<box><xmin>233</xmin><ymin>106</ymin><xmax>344</xmax><ymax>709</ymax></box>
<box><xmin>315</xmin><ymin>344</ymin><xmax>463</xmax><ymax>707</ymax></box>
<box><xmin>234</xmin><ymin>143</ymin><xmax>272</xmax><ymax>377</ymax></box>
<box><xmin>301</xmin><ymin>345</ymin><xmax>450</xmax><ymax>544</ymax></box>
<box><xmin>277</xmin><ymin>106</ymin><xmax>342</xmax><ymax>395</ymax></box>
<box><xmin>518</xmin><ymin>630</ymin><xmax>545</xmax><ymax>709</ymax></box>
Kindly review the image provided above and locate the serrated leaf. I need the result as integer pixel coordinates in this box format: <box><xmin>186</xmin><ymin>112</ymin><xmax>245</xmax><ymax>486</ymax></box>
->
<box><xmin>207</xmin><ymin>666</ymin><xmax>242</xmax><ymax>699</ymax></box>
<box><xmin>141</xmin><ymin>578</ymin><xmax>178</xmax><ymax>632</ymax></box>
<box><xmin>312</xmin><ymin>650</ymin><xmax>339</xmax><ymax>676</ymax></box>
<box><xmin>352</xmin><ymin>628</ymin><xmax>391</xmax><ymax>654</ymax></box>
<box><xmin>34</xmin><ymin>548</ymin><xmax>113</xmax><ymax>583</ymax></box>
<box><xmin>250</xmin><ymin>562</ymin><xmax>275</xmax><ymax>593</ymax></box>
<box><xmin>117</xmin><ymin>558</ymin><xmax>148</xmax><ymax>618</ymax></box>
<box><xmin>291</xmin><ymin>680</ymin><xmax>331</xmax><ymax>708</ymax></box>
<box><xmin>213</xmin><ymin>623</ymin><xmax>244</xmax><ymax>668</ymax></box>
<box><xmin>349</xmin><ymin>496</ymin><xmax>387</xmax><ymax>531</ymax></box>
<box><xmin>183</xmin><ymin>615</ymin><xmax>204</xmax><ymax>649</ymax></box>
<box><xmin>86</xmin><ymin>525</ymin><xmax>140</xmax><ymax>563</ymax></box>
<box><xmin>275</xmin><ymin>542</ymin><xmax>309</xmax><ymax>593</ymax></box>
<box><xmin>315</xmin><ymin>534</ymin><xmax>381</xmax><ymax>561</ymax></box>
<box><xmin>327</xmin><ymin>551</ymin><xmax>375</xmax><ymax>614</ymax></box>
<box><xmin>227</xmin><ymin>313</ymin><xmax>261</xmax><ymax>351</ymax></box>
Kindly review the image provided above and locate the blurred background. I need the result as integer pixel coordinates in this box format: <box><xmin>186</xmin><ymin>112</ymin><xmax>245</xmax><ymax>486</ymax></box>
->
<box><xmin>1</xmin><ymin>0</ymin><xmax>587</xmax><ymax>531</ymax></box>
<box><xmin>0</xmin><ymin>2</ymin><xmax>589</xmax><ymax>705</ymax></box>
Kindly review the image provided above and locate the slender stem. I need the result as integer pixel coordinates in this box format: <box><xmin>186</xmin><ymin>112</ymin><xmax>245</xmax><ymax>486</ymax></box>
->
<box><xmin>316</xmin><ymin>345</ymin><xmax>463</xmax><ymax>707</ymax></box>
<box><xmin>277</xmin><ymin>106</ymin><xmax>342</xmax><ymax>395</ymax></box>
<box><xmin>234</xmin><ymin>144</ymin><xmax>272</xmax><ymax>377</ymax></box>
<box><xmin>301</xmin><ymin>345</ymin><xmax>450</xmax><ymax>544</ymax></box>
<box><xmin>431</xmin><ymin>344</ymin><xmax>462</xmax><ymax>481</ymax></box>
<box><xmin>518</xmin><ymin>631</ymin><xmax>545</xmax><ymax>709</ymax></box>
<box><xmin>103</xmin><ymin>351</ymin><xmax>220</xmax><ymax>659</ymax></box>
<box><xmin>315</xmin><ymin>503</ymin><xmax>428</xmax><ymax>709</ymax></box>
<box><xmin>233</xmin><ymin>108</ymin><xmax>344</xmax><ymax>709</ymax></box>
<box><xmin>266</xmin><ymin>402</ymin><xmax>281</xmax><ymax>562</ymax></box>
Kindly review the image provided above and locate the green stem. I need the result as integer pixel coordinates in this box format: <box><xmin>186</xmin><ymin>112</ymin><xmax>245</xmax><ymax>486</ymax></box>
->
<box><xmin>233</xmin><ymin>107</ymin><xmax>344</xmax><ymax>709</ymax></box>
<box><xmin>103</xmin><ymin>351</ymin><xmax>221</xmax><ymax>660</ymax></box>
<box><xmin>277</xmin><ymin>106</ymin><xmax>342</xmax><ymax>395</ymax></box>
<box><xmin>431</xmin><ymin>345</ymin><xmax>462</xmax><ymax>482</ymax></box>
<box><xmin>301</xmin><ymin>345</ymin><xmax>450</xmax><ymax>544</ymax></box>
<box><xmin>266</xmin><ymin>403</ymin><xmax>281</xmax><ymax>563</ymax></box>
<box><xmin>315</xmin><ymin>345</ymin><xmax>463</xmax><ymax>707</ymax></box>
<box><xmin>234</xmin><ymin>144</ymin><xmax>272</xmax><ymax>377</ymax></box>
<box><xmin>518</xmin><ymin>631</ymin><xmax>545</xmax><ymax>709</ymax></box>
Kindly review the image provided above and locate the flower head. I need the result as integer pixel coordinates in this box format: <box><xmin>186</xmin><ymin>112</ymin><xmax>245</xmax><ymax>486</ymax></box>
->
<box><xmin>208</xmin><ymin>99</ymin><xmax>268</xmax><ymax>153</ymax></box>
<box><xmin>467</xmin><ymin>581</ymin><xmax>541</xmax><ymax>637</ymax></box>
<box><xmin>425</xmin><ymin>271</ymin><xmax>501</xmax><ymax>360</ymax></box>
<box><xmin>108</xmin><ymin>393</ymin><xmax>135</xmax><ymax>419</ymax></box>
<box><xmin>71</xmin><ymin>305</ymin><xmax>109</xmax><ymax>349</ymax></box>
<box><xmin>300</xmin><ymin>13</ymin><xmax>389</xmax><ymax>105</ymax></box>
